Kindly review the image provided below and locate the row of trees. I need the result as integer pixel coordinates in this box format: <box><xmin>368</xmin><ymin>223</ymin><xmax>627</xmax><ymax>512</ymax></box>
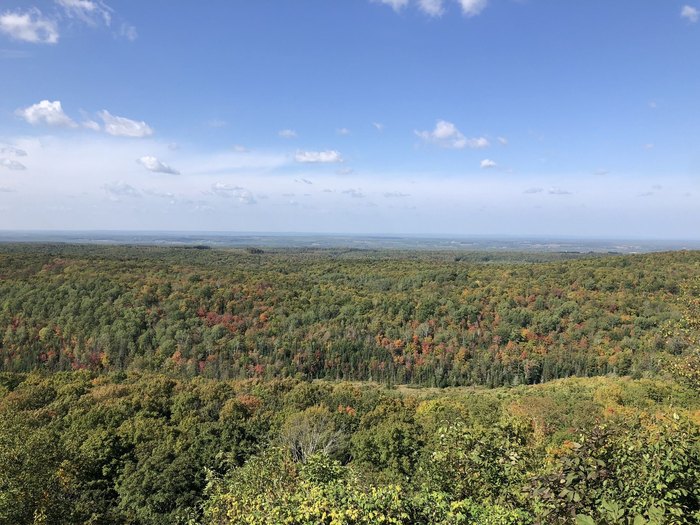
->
<box><xmin>1</xmin><ymin>245</ymin><xmax>698</xmax><ymax>386</ymax></box>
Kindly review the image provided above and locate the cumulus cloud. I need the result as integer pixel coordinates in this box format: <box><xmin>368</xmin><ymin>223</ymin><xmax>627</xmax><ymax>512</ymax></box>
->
<box><xmin>1</xmin><ymin>158</ymin><xmax>26</xmax><ymax>170</ymax></box>
<box><xmin>103</xmin><ymin>181</ymin><xmax>139</xmax><ymax>198</ymax></box>
<box><xmin>383</xmin><ymin>191</ymin><xmax>410</xmax><ymax>198</ymax></box>
<box><xmin>480</xmin><ymin>159</ymin><xmax>497</xmax><ymax>169</ymax></box>
<box><xmin>548</xmin><ymin>187</ymin><xmax>572</xmax><ymax>195</ymax></box>
<box><xmin>137</xmin><ymin>156</ymin><xmax>180</xmax><ymax>175</ymax></box>
<box><xmin>416</xmin><ymin>120</ymin><xmax>489</xmax><ymax>149</ymax></box>
<box><xmin>0</xmin><ymin>9</ymin><xmax>59</xmax><ymax>44</ymax></box>
<box><xmin>681</xmin><ymin>5</ymin><xmax>699</xmax><ymax>23</ymax></box>
<box><xmin>278</xmin><ymin>129</ymin><xmax>297</xmax><ymax>139</ymax></box>
<box><xmin>99</xmin><ymin>110</ymin><xmax>153</xmax><ymax>137</ymax></box>
<box><xmin>56</xmin><ymin>0</ymin><xmax>112</xmax><ymax>26</ymax></box>
<box><xmin>458</xmin><ymin>0</ymin><xmax>488</xmax><ymax>17</ymax></box>
<box><xmin>211</xmin><ymin>182</ymin><xmax>256</xmax><ymax>204</ymax></box>
<box><xmin>418</xmin><ymin>0</ymin><xmax>445</xmax><ymax>16</ymax></box>
<box><xmin>16</xmin><ymin>100</ymin><xmax>77</xmax><ymax>127</ymax></box>
<box><xmin>295</xmin><ymin>150</ymin><xmax>343</xmax><ymax>163</ymax></box>
<box><xmin>374</xmin><ymin>0</ymin><xmax>410</xmax><ymax>11</ymax></box>
<box><xmin>523</xmin><ymin>187</ymin><xmax>543</xmax><ymax>194</ymax></box>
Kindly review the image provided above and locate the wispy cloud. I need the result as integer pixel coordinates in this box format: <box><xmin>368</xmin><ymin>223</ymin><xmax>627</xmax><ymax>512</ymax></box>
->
<box><xmin>16</xmin><ymin>100</ymin><xmax>77</xmax><ymax>127</ymax></box>
<box><xmin>103</xmin><ymin>181</ymin><xmax>139</xmax><ymax>198</ymax></box>
<box><xmin>458</xmin><ymin>0</ymin><xmax>488</xmax><ymax>17</ymax></box>
<box><xmin>211</xmin><ymin>182</ymin><xmax>256</xmax><ymax>204</ymax></box>
<box><xmin>681</xmin><ymin>5</ymin><xmax>699</xmax><ymax>23</ymax></box>
<box><xmin>336</xmin><ymin>127</ymin><xmax>351</xmax><ymax>135</ymax></box>
<box><xmin>278</xmin><ymin>129</ymin><xmax>297</xmax><ymax>139</ymax></box>
<box><xmin>548</xmin><ymin>187</ymin><xmax>572</xmax><ymax>195</ymax></box>
<box><xmin>372</xmin><ymin>122</ymin><xmax>385</xmax><ymax>132</ymax></box>
<box><xmin>383</xmin><ymin>191</ymin><xmax>410</xmax><ymax>198</ymax></box>
<box><xmin>0</xmin><ymin>9</ymin><xmax>59</xmax><ymax>44</ymax></box>
<box><xmin>418</xmin><ymin>0</ymin><xmax>445</xmax><ymax>17</ymax></box>
<box><xmin>56</xmin><ymin>0</ymin><xmax>112</xmax><ymax>27</ymax></box>
<box><xmin>374</xmin><ymin>0</ymin><xmax>410</xmax><ymax>12</ymax></box>
<box><xmin>416</xmin><ymin>120</ymin><xmax>489</xmax><ymax>149</ymax></box>
<box><xmin>0</xmin><ymin>145</ymin><xmax>27</xmax><ymax>157</ymax></box>
<box><xmin>342</xmin><ymin>188</ymin><xmax>365</xmax><ymax>198</ymax></box>
<box><xmin>100</xmin><ymin>110</ymin><xmax>153</xmax><ymax>138</ymax></box>
<box><xmin>523</xmin><ymin>187</ymin><xmax>543</xmax><ymax>194</ymax></box>
<box><xmin>295</xmin><ymin>150</ymin><xmax>343</xmax><ymax>163</ymax></box>
<box><xmin>137</xmin><ymin>156</ymin><xmax>180</xmax><ymax>175</ymax></box>
<box><xmin>1</xmin><ymin>158</ymin><xmax>26</xmax><ymax>170</ymax></box>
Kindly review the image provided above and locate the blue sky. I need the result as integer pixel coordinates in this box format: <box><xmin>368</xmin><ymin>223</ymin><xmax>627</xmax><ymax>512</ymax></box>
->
<box><xmin>1</xmin><ymin>0</ymin><xmax>699</xmax><ymax>237</ymax></box>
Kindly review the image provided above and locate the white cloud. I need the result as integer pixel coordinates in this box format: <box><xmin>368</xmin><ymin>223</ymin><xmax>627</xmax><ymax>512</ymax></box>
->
<box><xmin>211</xmin><ymin>182</ymin><xmax>256</xmax><ymax>204</ymax></box>
<box><xmin>0</xmin><ymin>9</ymin><xmax>59</xmax><ymax>44</ymax></box>
<box><xmin>336</xmin><ymin>127</ymin><xmax>351</xmax><ymax>135</ymax></box>
<box><xmin>644</xmin><ymin>143</ymin><xmax>655</xmax><ymax>150</ymax></box>
<box><xmin>295</xmin><ymin>150</ymin><xmax>343</xmax><ymax>163</ymax></box>
<box><xmin>16</xmin><ymin>100</ymin><xmax>77</xmax><ymax>127</ymax></box>
<box><xmin>418</xmin><ymin>0</ymin><xmax>445</xmax><ymax>16</ymax></box>
<box><xmin>681</xmin><ymin>5</ymin><xmax>699</xmax><ymax>23</ymax></box>
<box><xmin>373</xmin><ymin>122</ymin><xmax>385</xmax><ymax>131</ymax></box>
<box><xmin>458</xmin><ymin>0</ymin><xmax>488</xmax><ymax>17</ymax></box>
<box><xmin>56</xmin><ymin>0</ymin><xmax>112</xmax><ymax>26</ymax></box>
<box><xmin>232</xmin><ymin>144</ymin><xmax>249</xmax><ymax>153</ymax></box>
<box><xmin>336</xmin><ymin>167</ymin><xmax>354</xmax><ymax>175</ymax></box>
<box><xmin>278</xmin><ymin>129</ymin><xmax>297</xmax><ymax>139</ymax></box>
<box><xmin>0</xmin><ymin>186</ymin><xmax>15</xmax><ymax>192</ymax></box>
<box><xmin>497</xmin><ymin>136</ymin><xmax>508</xmax><ymax>145</ymax></box>
<box><xmin>1</xmin><ymin>158</ymin><xmax>26</xmax><ymax>170</ymax></box>
<box><xmin>480</xmin><ymin>158</ymin><xmax>497</xmax><ymax>169</ymax></box>
<box><xmin>416</xmin><ymin>120</ymin><xmax>489</xmax><ymax>149</ymax></box>
<box><xmin>137</xmin><ymin>156</ymin><xmax>180</xmax><ymax>175</ymax></box>
<box><xmin>99</xmin><ymin>110</ymin><xmax>153</xmax><ymax>137</ymax></box>
<box><xmin>548</xmin><ymin>187</ymin><xmax>572</xmax><ymax>195</ymax></box>
<box><xmin>103</xmin><ymin>181</ymin><xmax>139</xmax><ymax>198</ymax></box>
<box><xmin>523</xmin><ymin>187</ymin><xmax>543</xmax><ymax>194</ymax></box>
<box><xmin>374</xmin><ymin>0</ymin><xmax>409</xmax><ymax>12</ymax></box>
<box><xmin>207</xmin><ymin>118</ymin><xmax>227</xmax><ymax>128</ymax></box>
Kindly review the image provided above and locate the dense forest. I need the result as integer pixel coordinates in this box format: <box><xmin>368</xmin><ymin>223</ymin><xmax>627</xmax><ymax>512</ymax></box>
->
<box><xmin>1</xmin><ymin>245</ymin><xmax>698</xmax><ymax>387</ymax></box>
<box><xmin>1</xmin><ymin>245</ymin><xmax>699</xmax><ymax>524</ymax></box>
<box><xmin>2</xmin><ymin>372</ymin><xmax>698</xmax><ymax>524</ymax></box>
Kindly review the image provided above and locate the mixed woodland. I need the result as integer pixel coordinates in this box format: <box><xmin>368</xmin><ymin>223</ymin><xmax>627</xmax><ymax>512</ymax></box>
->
<box><xmin>0</xmin><ymin>244</ymin><xmax>698</xmax><ymax>524</ymax></box>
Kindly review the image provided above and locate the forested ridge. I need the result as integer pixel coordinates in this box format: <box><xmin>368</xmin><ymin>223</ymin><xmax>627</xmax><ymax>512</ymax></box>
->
<box><xmin>1</xmin><ymin>244</ymin><xmax>699</xmax><ymax>524</ymax></box>
<box><xmin>1</xmin><ymin>245</ymin><xmax>698</xmax><ymax>386</ymax></box>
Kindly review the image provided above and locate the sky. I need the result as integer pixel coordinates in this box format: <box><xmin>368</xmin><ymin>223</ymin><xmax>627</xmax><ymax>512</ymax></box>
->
<box><xmin>1</xmin><ymin>0</ymin><xmax>699</xmax><ymax>238</ymax></box>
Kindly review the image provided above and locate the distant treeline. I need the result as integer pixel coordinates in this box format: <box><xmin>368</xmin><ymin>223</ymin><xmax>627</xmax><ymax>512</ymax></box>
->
<box><xmin>0</xmin><ymin>244</ymin><xmax>698</xmax><ymax>386</ymax></box>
